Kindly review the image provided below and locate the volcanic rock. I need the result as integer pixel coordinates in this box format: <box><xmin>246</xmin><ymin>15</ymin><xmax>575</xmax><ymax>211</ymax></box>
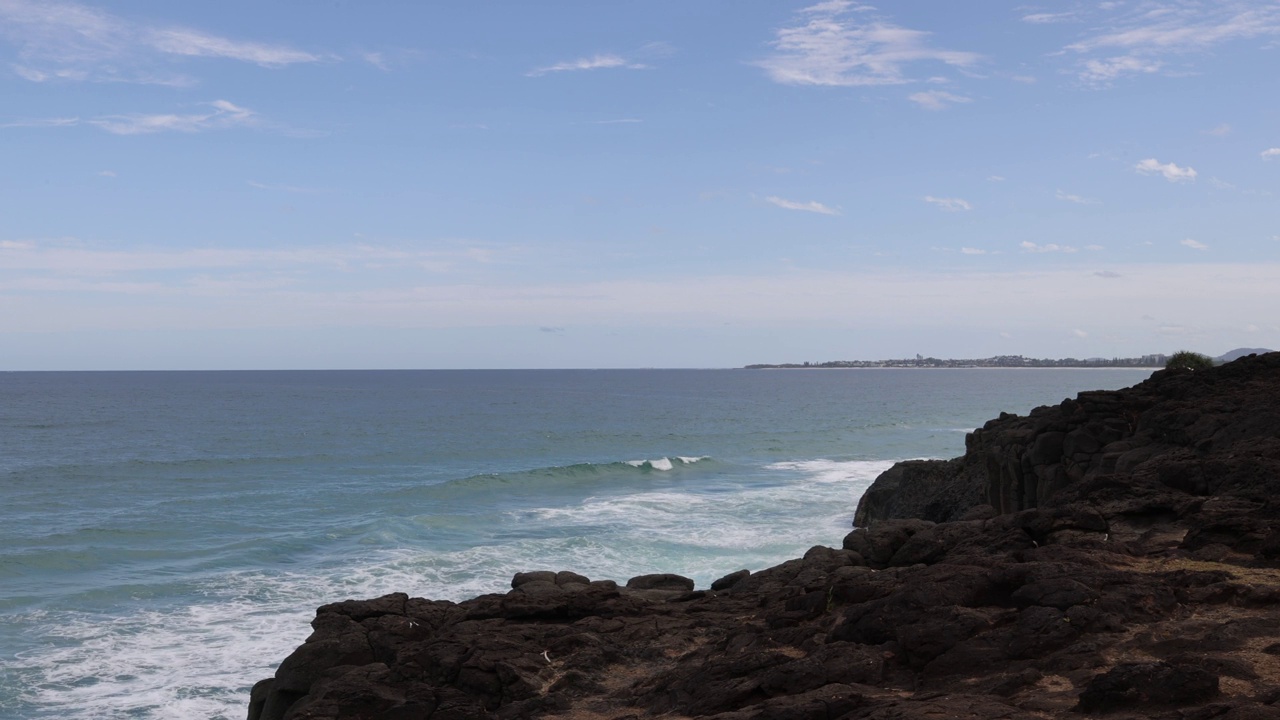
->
<box><xmin>249</xmin><ymin>352</ymin><xmax>1280</xmax><ymax>720</ymax></box>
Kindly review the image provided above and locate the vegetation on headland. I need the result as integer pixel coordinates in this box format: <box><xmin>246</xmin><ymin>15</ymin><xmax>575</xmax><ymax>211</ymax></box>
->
<box><xmin>745</xmin><ymin>353</ymin><xmax>1174</xmax><ymax>369</ymax></box>
<box><xmin>1164</xmin><ymin>350</ymin><xmax>1216</xmax><ymax>371</ymax></box>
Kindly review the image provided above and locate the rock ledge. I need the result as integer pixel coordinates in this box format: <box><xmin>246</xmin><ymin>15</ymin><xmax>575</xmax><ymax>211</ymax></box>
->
<box><xmin>250</xmin><ymin>353</ymin><xmax>1280</xmax><ymax>720</ymax></box>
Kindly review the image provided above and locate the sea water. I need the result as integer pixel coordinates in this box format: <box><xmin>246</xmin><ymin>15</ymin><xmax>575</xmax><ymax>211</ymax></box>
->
<box><xmin>0</xmin><ymin>368</ymin><xmax>1152</xmax><ymax>719</ymax></box>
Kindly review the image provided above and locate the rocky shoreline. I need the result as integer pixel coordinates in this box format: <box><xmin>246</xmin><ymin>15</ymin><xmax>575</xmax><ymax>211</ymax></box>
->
<box><xmin>249</xmin><ymin>352</ymin><xmax>1280</xmax><ymax>719</ymax></box>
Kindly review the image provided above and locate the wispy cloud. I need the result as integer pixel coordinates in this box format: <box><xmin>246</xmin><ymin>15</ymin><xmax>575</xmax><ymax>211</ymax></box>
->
<box><xmin>247</xmin><ymin>180</ymin><xmax>326</xmax><ymax>194</ymax></box>
<box><xmin>147</xmin><ymin>28</ymin><xmax>319</xmax><ymax>67</ymax></box>
<box><xmin>89</xmin><ymin>99</ymin><xmax>256</xmax><ymax>135</ymax></box>
<box><xmin>1079</xmin><ymin>55</ymin><xmax>1163</xmax><ymax>83</ymax></box>
<box><xmin>1181</xmin><ymin>238</ymin><xmax>1209</xmax><ymax>250</ymax></box>
<box><xmin>1135</xmin><ymin>158</ymin><xmax>1197</xmax><ymax>182</ymax></box>
<box><xmin>1262</xmin><ymin>148</ymin><xmax>1280</xmax><ymax>160</ymax></box>
<box><xmin>1022</xmin><ymin>12</ymin><xmax>1077</xmax><ymax>24</ymax></box>
<box><xmin>0</xmin><ymin>0</ymin><xmax>321</xmax><ymax>84</ymax></box>
<box><xmin>0</xmin><ymin>238</ymin><xmax>499</xmax><ymax>277</ymax></box>
<box><xmin>756</xmin><ymin>1</ymin><xmax>980</xmax><ymax>87</ymax></box>
<box><xmin>526</xmin><ymin>54</ymin><xmax>646</xmax><ymax>77</ymax></box>
<box><xmin>923</xmin><ymin>195</ymin><xmax>971</xmax><ymax>212</ymax></box>
<box><xmin>765</xmin><ymin>196</ymin><xmax>840</xmax><ymax>215</ymax></box>
<box><xmin>1</xmin><ymin>100</ymin><xmax>304</xmax><ymax>136</ymax></box>
<box><xmin>0</xmin><ymin>116</ymin><xmax>80</xmax><ymax>129</ymax></box>
<box><xmin>6</xmin><ymin>251</ymin><xmax>1280</xmax><ymax>348</ymax></box>
<box><xmin>960</xmin><ymin>247</ymin><xmax>987</xmax><ymax>255</ymax></box>
<box><xmin>907</xmin><ymin>89</ymin><xmax>971</xmax><ymax>110</ymax></box>
<box><xmin>1204</xmin><ymin>123</ymin><xmax>1232</xmax><ymax>137</ymax></box>
<box><xmin>1062</xmin><ymin>2</ymin><xmax>1280</xmax><ymax>82</ymax></box>
<box><xmin>1056</xmin><ymin>190</ymin><xmax>1100</xmax><ymax>205</ymax></box>
<box><xmin>1021</xmin><ymin>241</ymin><xmax>1078</xmax><ymax>253</ymax></box>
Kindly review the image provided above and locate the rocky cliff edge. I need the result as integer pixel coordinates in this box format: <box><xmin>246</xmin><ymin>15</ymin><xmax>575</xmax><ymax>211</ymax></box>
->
<box><xmin>249</xmin><ymin>352</ymin><xmax>1280</xmax><ymax>720</ymax></box>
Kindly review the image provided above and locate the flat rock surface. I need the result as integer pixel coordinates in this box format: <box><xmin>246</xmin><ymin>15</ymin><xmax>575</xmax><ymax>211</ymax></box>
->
<box><xmin>249</xmin><ymin>353</ymin><xmax>1280</xmax><ymax>720</ymax></box>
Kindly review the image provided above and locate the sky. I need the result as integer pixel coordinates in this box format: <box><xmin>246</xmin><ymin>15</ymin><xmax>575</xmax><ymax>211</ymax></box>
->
<box><xmin>1</xmin><ymin>0</ymin><xmax>1278</xmax><ymax>369</ymax></box>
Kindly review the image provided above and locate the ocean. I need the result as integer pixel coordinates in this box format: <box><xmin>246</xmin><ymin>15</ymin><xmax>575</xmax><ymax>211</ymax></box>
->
<box><xmin>0</xmin><ymin>368</ymin><xmax>1153</xmax><ymax>719</ymax></box>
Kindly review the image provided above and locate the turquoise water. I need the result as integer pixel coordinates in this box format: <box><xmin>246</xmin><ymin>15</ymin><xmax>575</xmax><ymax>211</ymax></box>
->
<box><xmin>0</xmin><ymin>368</ymin><xmax>1152</xmax><ymax>719</ymax></box>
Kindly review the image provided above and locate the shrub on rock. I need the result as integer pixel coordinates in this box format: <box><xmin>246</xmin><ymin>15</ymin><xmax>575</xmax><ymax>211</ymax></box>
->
<box><xmin>1166</xmin><ymin>350</ymin><xmax>1214</xmax><ymax>371</ymax></box>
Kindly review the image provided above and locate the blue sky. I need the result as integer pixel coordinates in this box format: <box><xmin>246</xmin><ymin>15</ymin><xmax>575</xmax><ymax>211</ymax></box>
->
<box><xmin>2</xmin><ymin>0</ymin><xmax>1278</xmax><ymax>369</ymax></box>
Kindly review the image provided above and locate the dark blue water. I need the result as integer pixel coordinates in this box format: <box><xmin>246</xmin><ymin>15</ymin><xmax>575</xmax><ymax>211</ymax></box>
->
<box><xmin>0</xmin><ymin>368</ymin><xmax>1152</xmax><ymax>718</ymax></box>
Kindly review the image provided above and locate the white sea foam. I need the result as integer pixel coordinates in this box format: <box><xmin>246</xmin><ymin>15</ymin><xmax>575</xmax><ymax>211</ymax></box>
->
<box><xmin>623</xmin><ymin>456</ymin><xmax>691</xmax><ymax>471</ymax></box>
<box><xmin>2</xmin><ymin>458</ymin><xmax>894</xmax><ymax>719</ymax></box>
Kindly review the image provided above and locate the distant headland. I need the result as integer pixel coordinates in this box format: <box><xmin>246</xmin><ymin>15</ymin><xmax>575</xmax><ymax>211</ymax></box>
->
<box><xmin>745</xmin><ymin>347</ymin><xmax>1273</xmax><ymax>370</ymax></box>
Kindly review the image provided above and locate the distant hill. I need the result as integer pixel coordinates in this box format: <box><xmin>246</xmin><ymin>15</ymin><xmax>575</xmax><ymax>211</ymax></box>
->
<box><xmin>1218</xmin><ymin>348</ymin><xmax>1275</xmax><ymax>363</ymax></box>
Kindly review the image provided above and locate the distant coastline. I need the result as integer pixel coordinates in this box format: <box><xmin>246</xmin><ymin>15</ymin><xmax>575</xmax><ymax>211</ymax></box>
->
<box><xmin>745</xmin><ymin>354</ymin><xmax>1170</xmax><ymax>370</ymax></box>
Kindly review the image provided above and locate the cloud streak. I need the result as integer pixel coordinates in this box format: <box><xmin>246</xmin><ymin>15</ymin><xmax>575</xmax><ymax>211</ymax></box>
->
<box><xmin>0</xmin><ymin>0</ymin><xmax>321</xmax><ymax>84</ymax></box>
<box><xmin>764</xmin><ymin>196</ymin><xmax>840</xmax><ymax>215</ymax></box>
<box><xmin>1062</xmin><ymin>1</ymin><xmax>1280</xmax><ymax>82</ymax></box>
<box><xmin>3</xmin><ymin>100</ymin><xmax>260</xmax><ymax>135</ymax></box>
<box><xmin>0</xmin><ymin>238</ymin><xmax>498</xmax><ymax>277</ymax></box>
<box><xmin>756</xmin><ymin>1</ymin><xmax>980</xmax><ymax>87</ymax></box>
<box><xmin>924</xmin><ymin>196</ymin><xmax>972</xmax><ymax>212</ymax></box>
<box><xmin>1056</xmin><ymin>190</ymin><xmax>1100</xmax><ymax>205</ymax></box>
<box><xmin>89</xmin><ymin>99</ymin><xmax>256</xmax><ymax>135</ymax></box>
<box><xmin>1021</xmin><ymin>241</ymin><xmax>1078</xmax><ymax>253</ymax></box>
<box><xmin>7</xmin><ymin>257</ymin><xmax>1280</xmax><ymax>349</ymax></box>
<box><xmin>526</xmin><ymin>54</ymin><xmax>646</xmax><ymax>77</ymax></box>
<box><xmin>907</xmin><ymin>90</ymin><xmax>971</xmax><ymax>110</ymax></box>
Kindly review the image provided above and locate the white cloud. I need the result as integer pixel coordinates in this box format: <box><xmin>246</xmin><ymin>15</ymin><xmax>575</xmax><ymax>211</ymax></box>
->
<box><xmin>1079</xmin><ymin>55</ymin><xmax>1163</xmax><ymax>83</ymax></box>
<box><xmin>1204</xmin><ymin>123</ymin><xmax>1232</xmax><ymax>137</ymax></box>
<box><xmin>1181</xmin><ymin>238</ymin><xmax>1209</xmax><ymax>250</ymax></box>
<box><xmin>1135</xmin><ymin>158</ymin><xmax>1197</xmax><ymax>182</ymax></box>
<box><xmin>1021</xmin><ymin>241</ymin><xmax>1079</xmax><ymax>253</ymax></box>
<box><xmin>526</xmin><ymin>54</ymin><xmax>645</xmax><ymax>77</ymax></box>
<box><xmin>97</xmin><ymin>169</ymin><xmax>116</xmax><ymax>177</ymax></box>
<box><xmin>756</xmin><ymin>2</ymin><xmax>980</xmax><ymax>87</ymax></box>
<box><xmin>1262</xmin><ymin>148</ymin><xmax>1280</xmax><ymax>160</ymax></box>
<box><xmin>907</xmin><ymin>90</ymin><xmax>972</xmax><ymax>110</ymax></box>
<box><xmin>764</xmin><ymin>196</ymin><xmax>840</xmax><ymax>215</ymax></box>
<box><xmin>7</xmin><ymin>249</ymin><xmax>1280</xmax><ymax>362</ymax></box>
<box><xmin>924</xmin><ymin>196</ymin><xmax>972</xmax><ymax>211</ymax></box>
<box><xmin>1056</xmin><ymin>190</ymin><xmax>1100</xmax><ymax>205</ymax></box>
<box><xmin>0</xmin><ymin>0</ymin><xmax>320</xmax><ymax>84</ymax></box>
<box><xmin>1068</xmin><ymin>4</ymin><xmax>1280</xmax><ymax>54</ymax></box>
<box><xmin>145</xmin><ymin>28</ymin><xmax>319</xmax><ymax>67</ymax></box>
<box><xmin>987</xmin><ymin>175</ymin><xmax>1006</xmax><ymax>182</ymax></box>
<box><xmin>88</xmin><ymin>99</ymin><xmax>256</xmax><ymax>135</ymax></box>
<box><xmin>0</xmin><ymin>116</ymin><xmax>80</xmax><ymax>129</ymax></box>
<box><xmin>960</xmin><ymin>247</ymin><xmax>987</xmax><ymax>255</ymax></box>
<box><xmin>1022</xmin><ymin>12</ymin><xmax>1076</xmax><ymax>24</ymax></box>
<box><xmin>1073</xmin><ymin>329</ymin><xmax>1089</xmax><ymax>339</ymax></box>
<box><xmin>1063</xmin><ymin>2</ymin><xmax>1280</xmax><ymax>82</ymax></box>
<box><xmin>1</xmin><ymin>100</ymin><xmax>274</xmax><ymax>135</ymax></box>
<box><xmin>0</xmin><ymin>238</ymin><xmax>499</xmax><ymax>277</ymax></box>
